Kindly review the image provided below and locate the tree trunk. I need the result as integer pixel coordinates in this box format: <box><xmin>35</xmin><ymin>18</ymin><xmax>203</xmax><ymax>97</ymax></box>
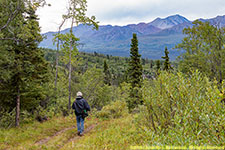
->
<box><xmin>218</xmin><ymin>36</ymin><xmax>223</xmax><ymax>84</ymax></box>
<box><xmin>15</xmin><ymin>88</ymin><xmax>20</xmax><ymax>127</ymax></box>
<box><xmin>68</xmin><ymin>49</ymin><xmax>72</xmax><ymax>111</ymax></box>
<box><xmin>55</xmin><ymin>45</ymin><xmax>59</xmax><ymax>89</ymax></box>
<box><xmin>68</xmin><ymin>18</ymin><xmax>74</xmax><ymax>111</ymax></box>
<box><xmin>55</xmin><ymin>19</ymin><xmax>66</xmax><ymax>91</ymax></box>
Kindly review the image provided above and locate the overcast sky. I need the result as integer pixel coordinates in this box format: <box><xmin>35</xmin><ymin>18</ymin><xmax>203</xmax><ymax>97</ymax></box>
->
<box><xmin>37</xmin><ymin>0</ymin><xmax>225</xmax><ymax>33</ymax></box>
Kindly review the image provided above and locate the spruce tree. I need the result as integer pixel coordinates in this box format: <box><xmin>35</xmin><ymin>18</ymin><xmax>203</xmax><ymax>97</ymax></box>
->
<box><xmin>161</xmin><ymin>47</ymin><xmax>171</xmax><ymax>71</ymax></box>
<box><xmin>103</xmin><ymin>60</ymin><xmax>111</xmax><ymax>85</ymax></box>
<box><xmin>156</xmin><ymin>60</ymin><xmax>161</xmax><ymax>71</ymax></box>
<box><xmin>0</xmin><ymin>2</ymin><xmax>50</xmax><ymax>127</ymax></box>
<box><xmin>150</xmin><ymin>60</ymin><xmax>154</xmax><ymax>69</ymax></box>
<box><xmin>127</xmin><ymin>33</ymin><xmax>143</xmax><ymax>110</ymax></box>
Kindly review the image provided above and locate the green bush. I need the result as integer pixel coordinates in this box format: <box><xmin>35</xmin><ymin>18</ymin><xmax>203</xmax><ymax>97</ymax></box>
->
<box><xmin>0</xmin><ymin>109</ymin><xmax>16</xmax><ymax>128</ymax></box>
<box><xmin>76</xmin><ymin>67</ymin><xmax>113</xmax><ymax>110</ymax></box>
<box><xmin>20</xmin><ymin>110</ymin><xmax>34</xmax><ymax>124</ymax></box>
<box><xmin>136</xmin><ymin>70</ymin><xmax>225</xmax><ymax>145</ymax></box>
<box><xmin>96</xmin><ymin>100</ymin><xmax>128</xmax><ymax>119</ymax></box>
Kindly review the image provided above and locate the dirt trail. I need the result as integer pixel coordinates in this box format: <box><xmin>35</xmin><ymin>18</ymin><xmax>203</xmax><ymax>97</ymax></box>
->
<box><xmin>34</xmin><ymin>123</ymin><xmax>98</xmax><ymax>149</ymax></box>
<box><xmin>58</xmin><ymin>123</ymin><xmax>98</xmax><ymax>149</ymax></box>
<box><xmin>35</xmin><ymin>126</ymin><xmax>76</xmax><ymax>145</ymax></box>
<box><xmin>68</xmin><ymin>123</ymin><xmax>97</xmax><ymax>142</ymax></box>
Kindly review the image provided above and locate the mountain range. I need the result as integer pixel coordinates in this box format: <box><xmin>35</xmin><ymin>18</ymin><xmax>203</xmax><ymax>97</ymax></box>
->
<box><xmin>39</xmin><ymin>14</ymin><xmax>225</xmax><ymax>60</ymax></box>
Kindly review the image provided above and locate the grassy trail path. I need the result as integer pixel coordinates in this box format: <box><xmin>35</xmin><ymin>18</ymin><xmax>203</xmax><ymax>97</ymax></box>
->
<box><xmin>0</xmin><ymin>115</ymin><xmax>99</xmax><ymax>150</ymax></box>
<box><xmin>0</xmin><ymin>115</ymin><xmax>136</xmax><ymax>150</ymax></box>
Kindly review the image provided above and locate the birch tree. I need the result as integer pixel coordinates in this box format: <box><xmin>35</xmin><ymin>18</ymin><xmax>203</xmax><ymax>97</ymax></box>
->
<box><xmin>176</xmin><ymin>20</ymin><xmax>225</xmax><ymax>83</ymax></box>
<box><xmin>54</xmin><ymin>0</ymin><xmax>98</xmax><ymax>112</ymax></box>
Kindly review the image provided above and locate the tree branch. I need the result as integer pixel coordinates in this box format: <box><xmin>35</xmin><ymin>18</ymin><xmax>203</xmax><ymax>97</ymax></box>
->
<box><xmin>0</xmin><ymin>1</ymin><xmax>22</xmax><ymax>32</ymax></box>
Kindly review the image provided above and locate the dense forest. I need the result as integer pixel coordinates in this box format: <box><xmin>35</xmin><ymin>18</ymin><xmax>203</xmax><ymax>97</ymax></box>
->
<box><xmin>0</xmin><ymin>0</ymin><xmax>225</xmax><ymax>149</ymax></box>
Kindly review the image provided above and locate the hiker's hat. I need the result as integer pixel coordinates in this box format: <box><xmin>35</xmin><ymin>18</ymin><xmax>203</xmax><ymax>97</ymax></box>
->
<box><xmin>77</xmin><ymin>91</ymin><xmax>83</xmax><ymax>97</ymax></box>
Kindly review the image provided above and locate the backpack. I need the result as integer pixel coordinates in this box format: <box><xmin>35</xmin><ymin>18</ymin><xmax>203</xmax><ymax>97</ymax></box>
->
<box><xmin>81</xmin><ymin>109</ymin><xmax>88</xmax><ymax>119</ymax></box>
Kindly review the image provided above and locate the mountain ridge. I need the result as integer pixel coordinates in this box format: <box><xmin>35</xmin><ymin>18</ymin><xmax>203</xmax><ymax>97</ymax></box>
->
<box><xmin>148</xmin><ymin>14</ymin><xmax>191</xmax><ymax>29</ymax></box>
<box><xmin>40</xmin><ymin>14</ymin><xmax>225</xmax><ymax>60</ymax></box>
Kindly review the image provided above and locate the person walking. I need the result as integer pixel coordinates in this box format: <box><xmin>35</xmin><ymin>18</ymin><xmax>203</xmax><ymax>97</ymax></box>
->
<box><xmin>72</xmin><ymin>91</ymin><xmax>90</xmax><ymax>136</ymax></box>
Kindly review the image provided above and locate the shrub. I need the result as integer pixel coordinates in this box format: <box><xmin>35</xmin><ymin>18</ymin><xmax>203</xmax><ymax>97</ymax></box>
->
<box><xmin>20</xmin><ymin>110</ymin><xmax>34</xmax><ymax>124</ymax></box>
<box><xmin>76</xmin><ymin>67</ymin><xmax>113</xmax><ymax>110</ymax></box>
<box><xmin>136</xmin><ymin>70</ymin><xmax>225</xmax><ymax>145</ymax></box>
<box><xmin>0</xmin><ymin>109</ymin><xmax>16</xmax><ymax>128</ymax></box>
<box><xmin>96</xmin><ymin>100</ymin><xmax>128</xmax><ymax>119</ymax></box>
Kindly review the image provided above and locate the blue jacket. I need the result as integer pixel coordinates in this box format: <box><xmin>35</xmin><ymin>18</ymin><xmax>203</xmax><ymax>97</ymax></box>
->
<box><xmin>72</xmin><ymin>96</ymin><xmax>90</xmax><ymax>116</ymax></box>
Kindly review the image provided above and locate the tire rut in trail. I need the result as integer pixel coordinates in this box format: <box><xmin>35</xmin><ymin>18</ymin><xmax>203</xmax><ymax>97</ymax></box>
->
<box><xmin>35</xmin><ymin>126</ymin><xmax>76</xmax><ymax>146</ymax></box>
<box><xmin>58</xmin><ymin>123</ymin><xmax>98</xmax><ymax>150</ymax></box>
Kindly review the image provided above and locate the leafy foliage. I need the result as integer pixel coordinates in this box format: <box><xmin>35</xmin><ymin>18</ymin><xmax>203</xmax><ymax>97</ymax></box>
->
<box><xmin>137</xmin><ymin>71</ymin><xmax>225</xmax><ymax>145</ymax></box>
<box><xmin>52</xmin><ymin>0</ymin><xmax>99</xmax><ymax>112</ymax></box>
<box><xmin>53</xmin><ymin>33</ymin><xmax>80</xmax><ymax>64</ymax></box>
<box><xmin>96</xmin><ymin>100</ymin><xmax>128</xmax><ymax>120</ymax></box>
<box><xmin>76</xmin><ymin>67</ymin><xmax>112</xmax><ymax>109</ymax></box>
<box><xmin>42</xmin><ymin>48</ymin><xmax>166</xmax><ymax>85</ymax></box>
<box><xmin>176</xmin><ymin>20</ymin><xmax>225</xmax><ymax>83</ymax></box>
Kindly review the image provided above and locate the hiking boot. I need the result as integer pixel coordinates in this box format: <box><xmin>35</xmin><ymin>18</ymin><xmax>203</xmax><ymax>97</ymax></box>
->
<box><xmin>79</xmin><ymin>133</ymin><xmax>84</xmax><ymax>136</ymax></box>
<box><xmin>77</xmin><ymin>131</ymin><xmax>80</xmax><ymax>136</ymax></box>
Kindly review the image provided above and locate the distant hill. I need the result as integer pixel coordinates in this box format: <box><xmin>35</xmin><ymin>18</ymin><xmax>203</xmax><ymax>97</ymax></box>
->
<box><xmin>39</xmin><ymin>15</ymin><xmax>225</xmax><ymax>60</ymax></box>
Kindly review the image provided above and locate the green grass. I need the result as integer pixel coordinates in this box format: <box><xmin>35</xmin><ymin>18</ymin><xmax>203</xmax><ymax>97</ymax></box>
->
<box><xmin>0</xmin><ymin>115</ymin><xmax>71</xmax><ymax>149</ymax></box>
<box><xmin>0</xmin><ymin>115</ymin><xmax>97</xmax><ymax>150</ymax></box>
<box><xmin>0</xmin><ymin>114</ymin><xmax>137</xmax><ymax>150</ymax></box>
<box><xmin>2</xmin><ymin>108</ymin><xmax>222</xmax><ymax>150</ymax></box>
<box><xmin>61</xmin><ymin>115</ymin><xmax>138</xmax><ymax>150</ymax></box>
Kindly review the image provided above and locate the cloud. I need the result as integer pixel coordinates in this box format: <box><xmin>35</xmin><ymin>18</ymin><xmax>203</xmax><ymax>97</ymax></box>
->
<box><xmin>37</xmin><ymin>0</ymin><xmax>225</xmax><ymax>33</ymax></box>
<box><xmin>87</xmin><ymin>0</ymin><xmax>225</xmax><ymax>22</ymax></box>
<box><xmin>86</xmin><ymin>0</ymin><xmax>163</xmax><ymax>23</ymax></box>
<box><xmin>37</xmin><ymin>0</ymin><xmax>68</xmax><ymax>32</ymax></box>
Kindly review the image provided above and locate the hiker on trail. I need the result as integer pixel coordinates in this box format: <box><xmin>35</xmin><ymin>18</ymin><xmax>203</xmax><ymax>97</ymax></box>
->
<box><xmin>72</xmin><ymin>91</ymin><xmax>90</xmax><ymax>136</ymax></box>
